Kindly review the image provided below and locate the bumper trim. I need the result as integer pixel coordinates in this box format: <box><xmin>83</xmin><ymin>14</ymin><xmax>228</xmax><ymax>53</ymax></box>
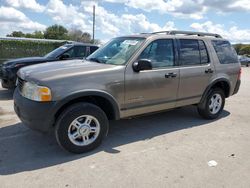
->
<box><xmin>233</xmin><ymin>80</ymin><xmax>241</xmax><ymax>95</ymax></box>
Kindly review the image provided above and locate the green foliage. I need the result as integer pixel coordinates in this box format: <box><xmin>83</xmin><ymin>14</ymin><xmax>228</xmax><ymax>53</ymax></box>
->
<box><xmin>239</xmin><ymin>46</ymin><xmax>250</xmax><ymax>55</ymax></box>
<box><xmin>0</xmin><ymin>39</ymin><xmax>66</xmax><ymax>64</ymax></box>
<box><xmin>233</xmin><ymin>44</ymin><xmax>250</xmax><ymax>55</ymax></box>
<box><xmin>5</xmin><ymin>25</ymin><xmax>98</xmax><ymax>44</ymax></box>
<box><xmin>44</xmin><ymin>24</ymin><xmax>69</xmax><ymax>40</ymax></box>
<box><xmin>68</xmin><ymin>29</ymin><xmax>92</xmax><ymax>43</ymax></box>
<box><xmin>7</xmin><ymin>31</ymin><xmax>25</xmax><ymax>37</ymax></box>
<box><xmin>6</xmin><ymin>30</ymin><xmax>45</xmax><ymax>39</ymax></box>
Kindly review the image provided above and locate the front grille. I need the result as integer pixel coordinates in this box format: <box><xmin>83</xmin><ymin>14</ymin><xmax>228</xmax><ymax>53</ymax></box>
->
<box><xmin>18</xmin><ymin>77</ymin><xmax>25</xmax><ymax>92</ymax></box>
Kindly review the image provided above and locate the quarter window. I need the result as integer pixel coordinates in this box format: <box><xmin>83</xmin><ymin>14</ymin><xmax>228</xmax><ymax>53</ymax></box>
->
<box><xmin>212</xmin><ymin>40</ymin><xmax>238</xmax><ymax>64</ymax></box>
<box><xmin>139</xmin><ymin>39</ymin><xmax>175</xmax><ymax>68</ymax></box>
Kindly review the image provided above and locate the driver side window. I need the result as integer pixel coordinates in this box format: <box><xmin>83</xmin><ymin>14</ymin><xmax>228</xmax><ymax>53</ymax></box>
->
<box><xmin>62</xmin><ymin>48</ymin><xmax>74</xmax><ymax>59</ymax></box>
<box><xmin>139</xmin><ymin>39</ymin><xmax>175</xmax><ymax>68</ymax></box>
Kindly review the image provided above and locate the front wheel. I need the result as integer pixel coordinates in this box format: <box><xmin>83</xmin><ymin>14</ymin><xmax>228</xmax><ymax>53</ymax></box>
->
<box><xmin>55</xmin><ymin>103</ymin><xmax>109</xmax><ymax>153</ymax></box>
<box><xmin>197</xmin><ymin>88</ymin><xmax>225</xmax><ymax>119</ymax></box>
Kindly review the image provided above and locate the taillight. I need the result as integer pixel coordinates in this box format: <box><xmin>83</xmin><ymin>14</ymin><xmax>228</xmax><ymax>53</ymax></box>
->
<box><xmin>238</xmin><ymin>67</ymin><xmax>242</xmax><ymax>80</ymax></box>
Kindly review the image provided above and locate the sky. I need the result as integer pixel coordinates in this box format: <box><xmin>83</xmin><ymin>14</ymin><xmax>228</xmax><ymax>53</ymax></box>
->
<box><xmin>0</xmin><ymin>0</ymin><xmax>250</xmax><ymax>43</ymax></box>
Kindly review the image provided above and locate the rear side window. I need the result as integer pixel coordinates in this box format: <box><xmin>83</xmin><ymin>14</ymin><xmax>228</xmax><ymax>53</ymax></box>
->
<box><xmin>90</xmin><ymin>46</ymin><xmax>99</xmax><ymax>54</ymax></box>
<box><xmin>212</xmin><ymin>40</ymin><xmax>238</xmax><ymax>64</ymax></box>
<box><xmin>74</xmin><ymin>46</ymin><xmax>86</xmax><ymax>58</ymax></box>
<box><xmin>179</xmin><ymin>39</ymin><xmax>209</xmax><ymax>65</ymax></box>
<box><xmin>179</xmin><ymin>39</ymin><xmax>200</xmax><ymax>65</ymax></box>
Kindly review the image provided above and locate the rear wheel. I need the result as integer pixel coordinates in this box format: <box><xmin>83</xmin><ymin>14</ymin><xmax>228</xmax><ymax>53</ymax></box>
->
<box><xmin>197</xmin><ymin>88</ymin><xmax>225</xmax><ymax>119</ymax></box>
<box><xmin>55</xmin><ymin>103</ymin><xmax>109</xmax><ymax>153</ymax></box>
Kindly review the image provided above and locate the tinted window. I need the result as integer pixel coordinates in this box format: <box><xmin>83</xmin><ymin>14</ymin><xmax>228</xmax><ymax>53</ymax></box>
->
<box><xmin>212</xmin><ymin>40</ymin><xmax>238</xmax><ymax>64</ymax></box>
<box><xmin>199</xmin><ymin>40</ymin><xmax>209</xmax><ymax>64</ymax></box>
<box><xmin>139</xmin><ymin>39</ymin><xmax>174</xmax><ymax>68</ymax></box>
<box><xmin>44</xmin><ymin>45</ymin><xmax>73</xmax><ymax>58</ymax></box>
<box><xmin>90</xmin><ymin>46</ymin><xmax>99</xmax><ymax>54</ymax></box>
<box><xmin>62</xmin><ymin>48</ymin><xmax>74</xmax><ymax>58</ymax></box>
<box><xmin>179</xmin><ymin>39</ymin><xmax>200</xmax><ymax>65</ymax></box>
<box><xmin>74</xmin><ymin>46</ymin><xmax>86</xmax><ymax>58</ymax></box>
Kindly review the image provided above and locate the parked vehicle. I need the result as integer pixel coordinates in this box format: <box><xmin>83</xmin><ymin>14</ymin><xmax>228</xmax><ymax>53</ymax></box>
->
<box><xmin>0</xmin><ymin>42</ymin><xmax>99</xmax><ymax>89</ymax></box>
<box><xmin>14</xmin><ymin>31</ymin><xmax>241</xmax><ymax>153</ymax></box>
<box><xmin>238</xmin><ymin>55</ymin><xmax>250</xmax><ymax>67</ymax></box>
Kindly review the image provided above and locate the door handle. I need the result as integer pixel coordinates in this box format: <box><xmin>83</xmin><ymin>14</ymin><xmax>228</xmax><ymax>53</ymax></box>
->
<box><xmin>165</xmin><ymin>72</ymin><xmax>177</xmax><ymax>78</ymax></box>
<box><xmin>205</xmin><ymin>68</ymin><xmax>214</xmax><ymax>74</ymax></box>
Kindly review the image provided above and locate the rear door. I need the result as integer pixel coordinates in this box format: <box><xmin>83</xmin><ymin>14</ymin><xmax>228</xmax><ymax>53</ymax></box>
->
<box><xmin>176</xmin><ymin>39</ymin><xmax>214</xmax><ymax>106</ymax></box>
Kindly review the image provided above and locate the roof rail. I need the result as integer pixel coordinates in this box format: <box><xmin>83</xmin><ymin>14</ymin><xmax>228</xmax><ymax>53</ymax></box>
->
<box><xmin>150</xmin><ymin>30</ymin><xmax>222</xmax><ymax>38</ymax></box>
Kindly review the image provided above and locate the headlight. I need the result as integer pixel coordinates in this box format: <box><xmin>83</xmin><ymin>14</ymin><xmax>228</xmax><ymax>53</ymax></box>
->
<box><xmin>21</xmin><ymin>82</ymin><xmax>52</xmax><ymax>102</ymax></box>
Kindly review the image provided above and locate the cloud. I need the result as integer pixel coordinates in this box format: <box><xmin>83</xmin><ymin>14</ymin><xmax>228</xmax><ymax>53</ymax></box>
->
<box><xmin>0</xmin><ymin>6</ymin><xmax>46</xmax><ymax>35</ymax></box>
<box><xmin>46</xmin><ymin>0</ymin><xmax>89</xmax><ymax>32</ymax></box>
<box><xmin>46</xmin><ymin>0</ymin><xmax>177</xmax><ymax>38</ymax></box>
<box><xmin>5</xmin><ymin>0</ymin><xmax>45</xmax><ymax>12</ymax></box>
<box><xmin>104</xmin><ymin>0</ymin><xmax>250</xmax><ymax>19</ymax></box>
<box><xmin>190</xmin><ymin>21</ymin><xmax>250</xmax><ymax>43</ymax></box>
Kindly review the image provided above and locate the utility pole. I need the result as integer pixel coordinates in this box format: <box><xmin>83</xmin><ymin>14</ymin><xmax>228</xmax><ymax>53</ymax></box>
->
<box><xmin>92</xmin><ymin>5</ymin><xmax>95</xmax><ymax>44</ymax></box>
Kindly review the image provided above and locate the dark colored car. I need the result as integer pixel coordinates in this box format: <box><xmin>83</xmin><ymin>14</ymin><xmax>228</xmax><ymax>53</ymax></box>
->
<box><xmin>238</xmin><ymin>55</ymin><xmax>250</xmax><ymax>67</ymax></box>
<box><xmin>0</xmin><ymin>42</ymin><xmax>99</xmax><ymax>89</ymax></box>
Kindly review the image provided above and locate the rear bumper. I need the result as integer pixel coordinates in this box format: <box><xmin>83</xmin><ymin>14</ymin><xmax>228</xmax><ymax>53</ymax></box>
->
<box><xmin>14</xmin><ymin>89</ymin><xmax>56</xmax><ymax>132</ymax></box>
<box><xmin>232</xmin><ymin>80</ymin><xmax>241</xmax><ymax>95</ymax></box>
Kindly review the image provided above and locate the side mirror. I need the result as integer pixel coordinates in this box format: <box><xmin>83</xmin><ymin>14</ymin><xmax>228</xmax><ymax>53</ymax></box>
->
<box><xmin>60</xmin><ymin>53</ymin><xmax>70</xmax><ymax>60</ymax></box>
<box><xmin>133</xmin><ymin>59</ymin><xmax>152</xmax><ymax>72</ymax></box>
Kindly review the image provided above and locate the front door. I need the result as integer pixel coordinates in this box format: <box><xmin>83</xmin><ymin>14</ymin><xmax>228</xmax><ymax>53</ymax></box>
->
<box><xmin>123</xmin><ymin>39</ymin><xmax>179</xmax><ymax>117</ymax></box>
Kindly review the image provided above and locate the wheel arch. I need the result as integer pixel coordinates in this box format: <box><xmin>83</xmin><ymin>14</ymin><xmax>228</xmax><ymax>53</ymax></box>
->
<box><xmin>53</xmin><ymin>90</ymin><xmax>120</xmax><ymax>123</ymax></box>
<box><xmin>200</xmin><ymin>78</ymin><xmax>231</xmax><ymax>104</ymax></box>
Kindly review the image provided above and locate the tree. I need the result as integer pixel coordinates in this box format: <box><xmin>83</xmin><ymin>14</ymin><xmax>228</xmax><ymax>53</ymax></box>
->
<box><xmin>81</xmin><ymin>32</ymin><xmax>92</xmax><ymax>43</ymax></box>
<box><xmin>233</xmin><ymin>44</ymin><xmax>243</xmax><ymax>54</ymax></box>
<box><xmin>32</xmin><ymin>31</ymin><xmax>44</xmax><ymax>39</ymax></box>
<box><xmin>44</xmin><ymin>24</ymin><xmax>69</xmax><ymax>40</ymax></box>
<box><xmin>6</xmin><ymin>31</ymin><xmax>25</xmax><ymax>37</ymax></box>
<box><xmin>68</xmin><ymin>29</ymin><xmax>92</xmax><ymax>43</ymax></box>
<box><xmin>239</xmin><ymin>46</ymin><xmax>250</xmax><ymax>55</ymax></box>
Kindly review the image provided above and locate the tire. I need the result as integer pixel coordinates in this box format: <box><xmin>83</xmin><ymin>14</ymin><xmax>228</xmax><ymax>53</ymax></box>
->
<box><xmin>197</xmin><ymin>88</ymin><xmax>225</xmax><ymax>119</ymax></box>
<box><xmin>247</xmin><ymin>63</ymin><xmax>249</xmax><ymax>67</ymax></box>
<box><xmin>55</xmin><ymin>103</ymin><xmax>109</xmax><ymax>154</ymax></box>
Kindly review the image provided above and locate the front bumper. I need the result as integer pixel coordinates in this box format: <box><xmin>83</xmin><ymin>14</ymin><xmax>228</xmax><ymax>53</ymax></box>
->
<box><xmin>14</xmin><ymin>89</ymin><xmax>56</xmax><ymax>132</ymax></box>
<box><xmin>0</xmin><ymin>66</ymin><xmax>17</xmax><ymax>87</ymax></box>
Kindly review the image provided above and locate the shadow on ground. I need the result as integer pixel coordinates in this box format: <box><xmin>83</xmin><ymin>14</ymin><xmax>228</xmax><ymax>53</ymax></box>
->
<box><xmin>0</xmin><ymin>106</ymin><xmax>230</xmax><ymax>175</ymax></box>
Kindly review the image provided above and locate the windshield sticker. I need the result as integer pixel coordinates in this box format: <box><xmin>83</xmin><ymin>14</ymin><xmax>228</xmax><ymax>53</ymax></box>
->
<box><xmin>122</xmin><ymin>40</ymin><xmax>139</xmax><ymax>46</ymax></box>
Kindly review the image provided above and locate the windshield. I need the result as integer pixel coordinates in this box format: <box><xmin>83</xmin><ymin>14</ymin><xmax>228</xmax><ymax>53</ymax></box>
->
<box><xmin>86</xmin><ymin>37</ymin><xmax>145</xmax><ymax>65</ymax></box>
<box><xmin>44</xmin><ymin>44</ymin><xmax>73</xmax><ymax>58</ymax></box>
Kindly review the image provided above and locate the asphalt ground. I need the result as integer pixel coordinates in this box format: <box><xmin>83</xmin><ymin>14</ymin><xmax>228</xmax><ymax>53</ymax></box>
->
<box><xmin>0</xmin><ymin>67</ymin><xmax>249</xmax><ymax>188</ymax></box>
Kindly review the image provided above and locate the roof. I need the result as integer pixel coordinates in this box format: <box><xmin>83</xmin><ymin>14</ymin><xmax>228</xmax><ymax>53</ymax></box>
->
<box><xmin>66</xmin><ymin>41</ymin><xmax>99</xmax><ymax>47</ymax></box>
<box><xmin>120</xmin><ymin>30</ymin><xmax>224</xmax><ymax>40</ymax></box>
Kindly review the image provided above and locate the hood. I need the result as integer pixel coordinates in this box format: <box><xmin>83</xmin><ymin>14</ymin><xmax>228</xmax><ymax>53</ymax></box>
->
<box><xmin>18</xmin><ymin>59</ymin><xmax>120</xmax><ymax>83</ymax></box>
<box><xmin>3</xmin><ymin>57</ymin><xmax>47</xmax><ymax>67</ymax></box>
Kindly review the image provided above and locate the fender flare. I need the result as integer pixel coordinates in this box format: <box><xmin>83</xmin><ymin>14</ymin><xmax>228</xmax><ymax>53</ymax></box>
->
<box><xmin>53</xmin><ymin>90</ymin><xmax>120</xmax><ymax>120</ymax></box>
<box><xmin>199</xmin><ymin>78</ymin><xmax>231</xmax><ymax>106</ymax></box>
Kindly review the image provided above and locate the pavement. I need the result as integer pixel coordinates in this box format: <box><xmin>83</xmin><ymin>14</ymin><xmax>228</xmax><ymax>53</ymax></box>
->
<box><xmin>0</xmin><ymin>68</ymin><xmax>250</xmax><ymax>188</ymax></box>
